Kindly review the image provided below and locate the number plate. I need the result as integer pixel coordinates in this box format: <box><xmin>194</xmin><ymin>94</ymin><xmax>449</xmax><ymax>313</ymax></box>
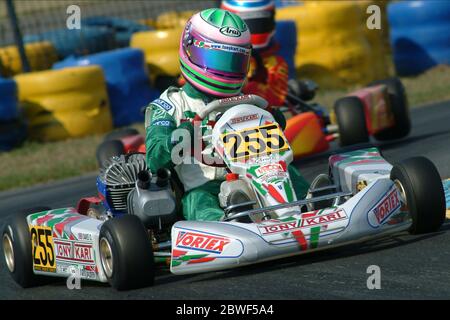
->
<box><xmin>221</xmin><ymin>123</ymin><xmax>289</xmax><ymax>161</ymax></box>
<box><xmin>30</xmin><ymin>225</ymin><xmax>56</xmax><ymax>273</ymax></box>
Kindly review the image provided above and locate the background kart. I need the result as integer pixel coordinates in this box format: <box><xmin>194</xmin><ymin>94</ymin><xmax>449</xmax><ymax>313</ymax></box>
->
<box><xmin>2</xmin><ymin>96</ymin><xmax>444</xmax><ymax>291</ymax></box>
<box><xmin>284</xmin><ymin>77</ymin><xmax>410</xmax><ymax>158</ymax></box>
<box><xmin>95</xmin><ymin>77</ymin><xmax>410</xmax><ymax>166</ymax></box>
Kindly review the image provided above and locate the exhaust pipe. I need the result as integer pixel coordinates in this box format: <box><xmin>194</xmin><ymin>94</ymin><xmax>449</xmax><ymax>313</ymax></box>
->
<box><xmin>137</xmin><ymin>170</ymin><xmax>151</xmax><ymax>189</ymax></box>
<box><xmin>156</xmin><ymin>168</ymin><xmax>171</xmax><ymax>188</ymax></box>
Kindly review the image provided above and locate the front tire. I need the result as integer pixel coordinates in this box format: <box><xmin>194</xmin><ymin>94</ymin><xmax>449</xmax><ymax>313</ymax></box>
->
<box><xmin>334</xmin><ymin>96</ymin><xmax>369</xmax><ymax>146</ymax></box>
<box><xmin>391</xmin><ymin>157</ymin><xmax>445</xmax><ymax>234</ymax></box>
<box><xmin>2</xmin><ymin>207</ymin><xmax>51</xmax><ymax>287</ymax></box>
<box><xmin>99</xmin><ymin>215</ymin><xmax>154</xmax><ymax>290</ymax></box>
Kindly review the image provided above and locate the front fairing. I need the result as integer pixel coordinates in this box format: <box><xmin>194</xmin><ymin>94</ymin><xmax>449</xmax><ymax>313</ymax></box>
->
<box><xmin>211</xmin><ymin>104</ymin><xmax>299</xmax><ymax>215</ymax></box>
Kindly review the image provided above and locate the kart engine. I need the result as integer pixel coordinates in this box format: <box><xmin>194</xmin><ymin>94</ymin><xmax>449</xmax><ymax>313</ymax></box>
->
<box><xmin>97</xmin><ymin>154</ymin><xmax>177</xmax><ymax>229</ymax></box>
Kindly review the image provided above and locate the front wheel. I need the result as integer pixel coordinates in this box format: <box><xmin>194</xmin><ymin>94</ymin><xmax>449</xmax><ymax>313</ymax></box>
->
<box><xmin>334</xmin><ymin>96</ymin><xmax>369</xmax><ymax>146</ymax></box>
<box><xmin>391</xmin><ymin>157</ymin><xmax>445</xmax><ymax>234</ymax></box>
<box><xmin>99</xmin><ymin>215</ymin><xmax>154</xmax><ymax>290</ymax></box>
<box><xmin>2</xmin><ymin>207</ymin><xmax>51</xmax><ymax>287</ymax></box>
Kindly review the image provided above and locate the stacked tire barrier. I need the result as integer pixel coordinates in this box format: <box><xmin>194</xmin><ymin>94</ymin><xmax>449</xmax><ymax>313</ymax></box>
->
<box><xmin>83</xmin><ymin>16</ymin><xmax>151</xmax><ymax>47</ymax></box>
<box><xmin>24</xmin><ymin>27</ymin><xmax>116</xmax><ymax>59</ymax></box>
<box><xmin>14</xmin><ymin>66</ymin><xmax>113</xmax><ymax>142</ymax></box>
<box><xmin>53</xmin><ymin>48</ymin><xmax>159</xmax><ymax>127</ymax></box>
<box><xmin>0</xmin><ymin>41</ymin><xmax>58</xmax><ymax>77</ymax></box>
<box><xmin>130</xmin><ymin>28</ymin><xmax>182</xmax><ymax>83</ymax></box>
<box><xmin>388</xmin><ymin>0</ymin><xmax>450</xmax><ymax>76</ymax></box>
<box><xmin>155</xmin><ymin>11</ymin><xmax>195</xmax><ymax>29</ymax></box>
<box><xmin>274</xmin><ymin>20</ymin><xmax>297</xmax><ymax>79</ymax></box>
<box><xmin>0</xmin><ymin>77</ymin><xmax>27</xmax><ymax>151</ymax></box>
<box><xmin>276</xmin><ymin>1</ymin><xmax>392</xmax><ymax>88</ymax></box>
<box><xmin>130</xmin><ymin>10</ymin><xmax>194</xmax><ymax>85</ymax></box>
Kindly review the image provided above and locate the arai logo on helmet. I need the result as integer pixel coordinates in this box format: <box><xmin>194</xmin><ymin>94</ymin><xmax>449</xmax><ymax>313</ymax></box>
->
<box><xmin>220</xmin><ymin>26</ymin><xmax>241</xmax><ymax>37</ymax></box>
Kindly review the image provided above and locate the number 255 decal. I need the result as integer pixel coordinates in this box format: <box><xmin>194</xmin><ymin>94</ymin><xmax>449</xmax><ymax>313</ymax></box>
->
<box><xmin>221</xmin><ymin>123</ymin><xmax>289</xmax><ymax>161</ymax></box>
<box><xmin>30</xmin><ymin>226</ymin><xmax>56</xmax><ymax>272</ymax></box>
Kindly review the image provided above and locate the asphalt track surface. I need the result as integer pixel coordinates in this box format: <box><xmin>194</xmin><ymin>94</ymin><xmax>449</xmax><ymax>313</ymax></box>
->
<box><xmin>1</xmin><ymin>101</ymin><xmax>450</xmax><ymax>300</ymax></box>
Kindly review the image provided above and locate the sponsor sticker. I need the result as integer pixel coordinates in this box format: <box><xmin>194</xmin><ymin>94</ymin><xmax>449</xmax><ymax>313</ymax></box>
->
<box><xmin>230</xmin><ymin>114</ymin><xmax>259</xmax><ymax>125</ymax></box>
<box><xmin>219</xmin><ymin>26</ymin><xmax>241</xmax><ymax>37</ymax></box>
<box><xmin>175</xmin><ymin>231</ymin><xmax>230</xmax><ymax>254</ymax></box>
<box><xmin>367</xmin><ymin>187</ymin><xmax>401</xmax><ymax>228</ymax></box>
<box><xmin>219</xmin><ymin>95</ymin><xmax>253</xmax><ymax>105</ymax></box>
<box><xmin>55</xmin><ymin>240</ymin><xmax>72</xmax><ymax>259</ymax></box>
<box><xmin>152</xmin><ymin>120</ymin><xmax>173</xmax><ymax>127</ymax></box>
<box><xmin>74</xmin><ymin>243</ymin><xmax>94</xmax><ymax>263</ymax></box>
<box><xmin>54</xmin><ymin>240</ymin><xmax>94</xmax><ymax>263</ymax></box>
<box><xmin>258</xmin><ymin>209</ymin><xmax>347</xmax><ymax>235</ymax></box>
<box><xmin>255</xmin><ymin>163</ymin><xmax>284</xmax><ymax>177</ymax></box>
<box><xmin>152</xmin><ymin>98</ymin><xmax>174</xmax><ymax>113</ymax></box>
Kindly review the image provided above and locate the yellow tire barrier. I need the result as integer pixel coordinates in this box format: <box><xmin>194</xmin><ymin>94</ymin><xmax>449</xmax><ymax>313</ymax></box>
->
<box><xmin>130</xmin><ymin>28</ymin><xmax>182</xmax><ymax>80</ymax></box>
<box><xmin>15</xmin><ymin>66</ymin><xmax>113</xmax><ymax>141</ymax></box>
<box><xmin>0</xmin><ymin>41</ymin><xmax>58</xmax><ymax>77</ymax></box>
<box><xmin>145</xmin><ymin>51</ymin><xmax>180</xmax><ymax>78</ymax></box>
<box><xmin>155</xmin><ymin>11</ymin><xmax>194</xmax><ymax>30</ymax></box>
<box><xmin>138</xmin><ymin>18</ymin><xmax>157</xmax><ymax>29</ymax></box>
<box><xmin>276</xmin><ymin>1</ymin><xmax>392</xmax><ymax>88</ymax></box>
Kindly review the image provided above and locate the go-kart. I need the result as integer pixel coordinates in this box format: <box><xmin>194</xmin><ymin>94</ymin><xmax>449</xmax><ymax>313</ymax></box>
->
<box><xmin>3</xmin><ymin>95</ymin><xmax>444</xmax><ymax>290</ymax></box>
<box><xmin>95</xmin><ymin>77</ymin><xmax>410</xmax><ymax>166</ymax></box>
<box><xmin>284</xmin><ymin>77</ymin><xmax>411</xmax><ymax>158</ymax></box>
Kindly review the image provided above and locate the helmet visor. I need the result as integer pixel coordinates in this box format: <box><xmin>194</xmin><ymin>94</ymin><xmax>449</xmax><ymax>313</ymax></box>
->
<box><xmin>187</xmin><ymin>39</ymin><xmax>251</xmax><ymax>76</ymax></box>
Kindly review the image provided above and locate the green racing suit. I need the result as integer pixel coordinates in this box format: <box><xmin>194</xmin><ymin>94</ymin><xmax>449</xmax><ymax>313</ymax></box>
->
<box><xmin>145</xmin><ymin>83</ymin><xmax>310</xmax><ymax>221</ymax></box>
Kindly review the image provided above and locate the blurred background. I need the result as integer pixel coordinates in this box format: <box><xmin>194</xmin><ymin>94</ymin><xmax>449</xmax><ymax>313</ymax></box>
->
<box><xmin>0</xmin><ymin>0</ymin><xmax>449</xmax><ymax>190</ymax></box>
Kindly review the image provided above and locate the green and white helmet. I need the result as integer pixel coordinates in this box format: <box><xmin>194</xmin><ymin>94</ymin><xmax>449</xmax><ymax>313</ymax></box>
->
<box><xmin>179</xmin><ymin>8</ymin><xmax>252</xmax><ymax>97</ymax></box>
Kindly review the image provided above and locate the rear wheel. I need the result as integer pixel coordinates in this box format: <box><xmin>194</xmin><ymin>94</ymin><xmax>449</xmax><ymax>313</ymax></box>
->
<box><xmin>2</xmin><ymin>207</ymin><xmax>51</xmax><ymax>287</ymax></box>
<box><xmin>334</xmin><ymin>96</ymin><xmax>369</xmax><ymax>146</ymax></box>
<box><xmin>390</xmin><ymin>157</ymin><xmax>445</xmax><ymax>234</ymax></box>
<box><xmin>370</xmin><ymin>77</ymin><xmax>411</xmax><ymax>140</ymax></box>
<box><xmin>99</xmin><ymin>215</ymin><xmax>154</xmax><ymax>290</ymax></box>
<box><xmin>96</xmin><ymin>140</ymin><xmax>125</xmax><ymax>167</ymax></box>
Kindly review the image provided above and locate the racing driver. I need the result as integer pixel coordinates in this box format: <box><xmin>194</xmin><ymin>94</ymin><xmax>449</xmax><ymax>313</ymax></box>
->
<box><xmin>145</xmin><ymin>8</ymin><xmax>310</xmax><ymax>221</ymax></box>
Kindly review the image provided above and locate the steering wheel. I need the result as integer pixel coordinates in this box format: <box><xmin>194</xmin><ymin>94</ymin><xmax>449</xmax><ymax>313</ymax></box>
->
<box><xmin>191</xmin><ymin>94</ymin><xmax>269</xmax><ymax>167</ymax></box>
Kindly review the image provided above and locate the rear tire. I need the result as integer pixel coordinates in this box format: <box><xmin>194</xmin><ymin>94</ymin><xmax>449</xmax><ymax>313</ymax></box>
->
<box><xmin>390</xmin><ymin>157</ymin><xmax>445</xmax><ymax>234</ymax></box>
<box><xmin>2</xmin><ymin>207</ymin><xmax>51</xmax><ymax>288</ymax></box>
<box><xmin>370</xmin><ymin>77</ymin><xmax>411</xmax><ymax>141</ymax></box>
<box><xmin>334</xmin><ymin>96</ymin><xmax>369</xmax><ymax>146</ymax></box>
<box><xmin>99</xmin><ymin>215</ymin><xmax>154</xmax><ymax>290</ymax></box>
<box><xmin>96</xmin><ymin>140</ymin><xmax>125</xmax><ymax>167</ymax></box>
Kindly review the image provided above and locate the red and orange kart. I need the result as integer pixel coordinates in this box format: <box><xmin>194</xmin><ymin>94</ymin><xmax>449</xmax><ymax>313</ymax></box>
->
<box><xmin>96</xmin><ymin>77</ymin><xmax>410</xmax><ymax>166</ymax></box>
<box><xmin>284</xmin><ymin>77</ymin><xmax>410</xmax><ymax>158</ymax></box>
